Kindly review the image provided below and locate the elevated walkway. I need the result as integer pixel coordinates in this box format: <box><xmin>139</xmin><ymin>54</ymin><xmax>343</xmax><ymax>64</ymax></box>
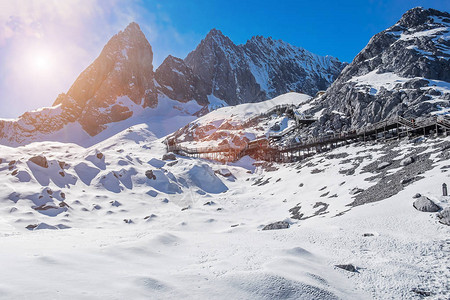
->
<box><xmin>167</xmin><ymin>111</ymin><xmax>449</xmax><ymax>163</ymax></box>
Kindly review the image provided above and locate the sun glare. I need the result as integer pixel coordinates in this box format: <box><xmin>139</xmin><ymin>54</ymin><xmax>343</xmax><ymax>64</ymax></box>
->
<box><xmin>34</xmin><ymin>55</ymin><xmax>49</xmax><ymax>70</ymax></box>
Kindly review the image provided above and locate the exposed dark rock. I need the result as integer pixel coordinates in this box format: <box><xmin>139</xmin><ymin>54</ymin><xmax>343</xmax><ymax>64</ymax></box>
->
<box><xmin>304</xmin><ymin>8</ymin><xmax>450</xmax><ymax>135</ymax></box>
<box><xmin>401</xmin><ymin>177</ymin><xmax>414</xmax><ymax>185</ymax></box>
<box><xmin>313</xmin><ymin>202</ymin><xmax>329</xmax><ymax>215</ymax></box>
<box><xmin>335</xmin><ymin>264</ymin><xmax>358</xmax><ymax>273</ymax></box>
<box><xmin>350</xmin><ymin>187</ymin><xmax>364</xmax><ymax>195</ymax></box>
<box><xmin>411</xmin><ymin>288</ymin><xmax>431</xmax><ymax>297</ymax></box>
<box><xmin>437</xmin><ymin>207</ymin><xmax>450</xmax><ymax>225</ymax></box>
<box><xmin>59</xmin><ymin>201</ymin><xmax>69</xmax><ymax>208</ymax></box>
<box><xmin>262</xmin><ymin>221</ymin><xmax>290</xmax><ymax>230</ymax></box>
<box><xmin>33</xmin><ymin>204</ymin><xmax>61</xmax><ymax>211</ymax></box>
<box><xmin>413</xmin><ymin>193</ymin><xmax>422</xmax><ymax>198</ymax></box>
<box><xmin>400</xmin><ymin>157</ymin><xmax>414</xmax><ymax>166</ymax></box>
<box><xmin>58</xmin><ymin>161</ymin><xmax>67</xmax><ymax>169</ymax></box>
<box><xmin>26</xmin><ymin>224</ymin><xmax>38</xmax><ymax>230</ymax></box>
<box><xmin>0</xmin><ymin>22</ymin><xmax>158</xmax><ymax>141</ymax></box>
<box><xmin>289</xmin><ymin>204</ymin><xmax>304</xmax><ymax>220</ymax></box>
<box><xmin>377</xmin><ymin>162</ymin><xmax>391</xmax><ymax>170</ymax></box>
<box><xmin>155</xmin><ymin>29</ymin><xmax>345</xmax><ymax>108</ymax></box>
<box><xmin>162</xmin><ymin>153</ymin><xmax>176</xmax><ymax>161</ymax></box>
<box><xmin>167</xmin><ymin>160</ymin><xmax>178</xmax><ymax>167</ymax></box>
<box><xmin>145</xmin><ymin>170</ymin><xmax>156</xmax><ymax>180</ymax></box>
<box><xmin>413</xmin><ymin>196</ymin><xmax>440</xmax><ymax>212</ymax></box>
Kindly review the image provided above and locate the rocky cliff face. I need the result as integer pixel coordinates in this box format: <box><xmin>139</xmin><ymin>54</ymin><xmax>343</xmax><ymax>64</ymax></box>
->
<box><xmin>55</xmin><ymin>22</ymin><xmax>157</xmax><ymax>136</ymax></box>
<box><xmin>0</xmin><ymin>22</ymin><xmax>158</xmax><ymax>142</ymax></box>
<box><xmin>308</xmin><ymin>7</ymin><xmax>450</xmax><ymax>133</ymax></box>
<box><xmin>155</xmin><ymin>29</ymin><xmax>345</xmax><ymax>107</ymax></box>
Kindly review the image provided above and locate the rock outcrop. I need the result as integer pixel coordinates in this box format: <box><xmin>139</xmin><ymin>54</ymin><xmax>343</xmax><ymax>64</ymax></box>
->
<box><xmin>307</xmin><ymin>7</ymin><xmax>450</xmax><ymax>134</ymax></box>
<box><xmin>413</xmin><ymin>196</ymin><xmax>441</xmax><ymax>212</ymax></box>
<box><xmin>55</xmin><ymin>22</ymin><xmax>158</xmax><ymax>135</ymax></box>
<box><xmin>155</xmin><ymin>29</ymin><xmax>345</xmax><ymax>107</ymax></box>
<box><xmin>0</xmin><ymin>22</ymin><xmax>157</xmax><ymax>142</ymax></box>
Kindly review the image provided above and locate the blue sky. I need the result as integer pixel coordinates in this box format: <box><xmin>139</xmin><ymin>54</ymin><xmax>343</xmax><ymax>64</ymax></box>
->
<box><xmin>0</xmin><ymin>0</ymin><xmax>449</xmax><ymax>118</ymax></box>
<box><xmin>143</xmin><ymin>0</ymin><xmax>450</xmax><ymax>64</ymax></box>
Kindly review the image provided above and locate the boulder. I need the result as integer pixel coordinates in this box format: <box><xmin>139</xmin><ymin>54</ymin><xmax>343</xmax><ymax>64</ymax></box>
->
<box><xmin>400</xmin><ymin>156</ymin><xmax>414</xmax><ymax>166</ymax></box>
<box><xmin>270</xmin><ymin>123</ymin><xmax>281</xmax><ymax>131</ymax></box>
<box><xmin>413</xmin><ymin>196</ymin><xmax>440</xmax><ymax>212</ymax></box>
<box><xmin>335</xmin><ymin>264</ymin><xmax>358</xmax><ymax>272</ymax></box>
<box><xmin>162</xmin><ymin>153</ymin><xmax>176</xmax><ymax>161</ymax></box>
<box><xmin>377</xmin><ymin>162</ymin><xmax>391</xmax><ymax>170</ymax></box>
<box><xmin>437</xmin><ymin>207</ymin><xmax>450</xmax><ymax>225</ymax></box>
<box><xmin>145</xmin><ymin>170</ymin><xmax>156</xmax><ymax>180</ymax></box>
<box><xmin>262</xmin><ymin>221</ymin><xmax>290</xmax><ymax>231</ymax></box>
<box><xmin>350</xmin><ymin>187</ymin><xmax>364</xmax><ymax>195</ymax></box>
<box><xmin>29</xmin><ymin>155</ymin><xmax>48</xmax><ymax>168</ymax></box>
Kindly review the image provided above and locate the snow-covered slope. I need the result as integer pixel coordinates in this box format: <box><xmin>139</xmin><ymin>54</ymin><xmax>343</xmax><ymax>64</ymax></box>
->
<box><xmin>307</xmin><ymin>7</ymin><xmax>450</xmax><ymax>134</ymax></box>
<box><xmin>170</xmin><ymin>92</ymin><xmax>311</xmax><ymax>150</ymax></box>
<box><xmin>0</xmin><ymin>121</ymin><xmax>448</xmax><ymax>299</ymax></box>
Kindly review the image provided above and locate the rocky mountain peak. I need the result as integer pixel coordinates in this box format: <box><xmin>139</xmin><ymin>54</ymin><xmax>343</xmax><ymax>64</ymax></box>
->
<box><xmin>197</xmin><ymin>28</ymin><xmax>237</xmax><ymax>53</ymax></box>
<box><xmin>397</xmin><ymin>7</ymin><xmax>450</xmax><ymax>28</ymax></box>
<box><xmin>306</xmin><ymin>7</ymin><xmax>450</xmax><ymax>135</ymax></box>
<box><xmin>54</xmin><ymin>22</ymin><xmax>157</xmax><ymax>136</ymax></box>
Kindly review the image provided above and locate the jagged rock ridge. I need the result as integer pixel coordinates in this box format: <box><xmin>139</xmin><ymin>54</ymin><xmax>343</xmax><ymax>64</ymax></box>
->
<box><xmin>155</xmin><ymin>29</ymin><xmax>345</xmax><ymax>107</ymax></box>
<box><xmin>0</xmin><ymin>23</ymin><xmax>345</xmax><ymax>144</ymax></box>
<box><xmin>307</xmin><ymin>7</ymin><xmax>450</xmax><ymax>134</ymax></box>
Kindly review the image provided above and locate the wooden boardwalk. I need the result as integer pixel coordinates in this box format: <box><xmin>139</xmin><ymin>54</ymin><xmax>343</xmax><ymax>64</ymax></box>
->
<box><xmin>167</xmin><ymin>113</ymin><xmax>450</xmax><ymax>163</ymax></box>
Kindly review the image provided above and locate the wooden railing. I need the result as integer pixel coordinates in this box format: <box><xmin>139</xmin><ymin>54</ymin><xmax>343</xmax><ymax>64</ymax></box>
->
<box><xmin>166</xmin><ymin>113</ymin><xmax>450</xmax><ymax>163</ymax></box>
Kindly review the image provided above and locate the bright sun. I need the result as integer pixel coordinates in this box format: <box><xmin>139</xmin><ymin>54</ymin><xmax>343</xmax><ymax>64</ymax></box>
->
<box><xmin>34</xmin><ymin>56</ymin><xmax>49</xmax><ymax>70</ymax></box>
<box><xmin>33</xmin><ymin>54</ymin><xmax>51</xmax><ymax>71</ymax></box>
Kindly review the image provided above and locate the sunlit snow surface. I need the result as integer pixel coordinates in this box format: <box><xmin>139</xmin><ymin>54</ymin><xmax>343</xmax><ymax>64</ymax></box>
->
<box><xmin>0</xmin><ymin>119</ymin><xmax>448</xmax><ymax>299</ymax></box>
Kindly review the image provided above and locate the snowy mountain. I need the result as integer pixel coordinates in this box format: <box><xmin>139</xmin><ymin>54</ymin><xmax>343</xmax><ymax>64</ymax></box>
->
<box><xmin>155</xmin><ymin>29</ymin><xmax>345</xmax><ymax>107</ymax></box>
<box><xmin>0</xmin><ymin>23</ymin><xmax>201</xmax><ymax>146</ymax></box>
<box><xmin>0</xmin><ymin>116</ymin><xmax>448</xmax><ymax>298</ymax></box>
<box><xmin>307</xmin><ymin>7</ymin><xmax>450</xmax><ymax>133</ymax></box>
<box><xmin>0</xmin><ymin>24</ymin><xmax>345</xmax><ymax>146</ymax></box>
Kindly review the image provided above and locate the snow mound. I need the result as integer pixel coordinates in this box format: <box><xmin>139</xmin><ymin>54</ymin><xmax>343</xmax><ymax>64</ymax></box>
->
<box><xmin>188</xmin><ymin>164</ymin><xmax>228</xmax><ymax>194</ymax></box>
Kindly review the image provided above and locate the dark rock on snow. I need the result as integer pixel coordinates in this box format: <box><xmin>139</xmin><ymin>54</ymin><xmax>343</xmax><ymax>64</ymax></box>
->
<box><xmin>413</xmin><ymin>196</ymin><xmax>440</xmax><ymax>212</ymax></box>
<box><xmin>29</xmin><ymin>155</ymin><xmax>48</xmax><ymax>168</ymax></box>
<box><xmin>262</xmin><ymin>221</ymin><xmax>290</xmax><ymax>230</ymax></box>
<box><xmin>162</xmin><ymin>153</ymin><xmax>176</xmax><ymax>161</ymax></box>
<box><xmin>437</xmin><ymin>207</ymin><xmax>450</xmax><ymax>225</ymax></box>
<box><xmin>145</xmin><ymin>170</ymin><xmax>156</xmax><ymax>180</ymax></box>
<box><xmin>335</xmin><ymin>264</ymin><xmax>358</xmax><ymax>273</ymax></box>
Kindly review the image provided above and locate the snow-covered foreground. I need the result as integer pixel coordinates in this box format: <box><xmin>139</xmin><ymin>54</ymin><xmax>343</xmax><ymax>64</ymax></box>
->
<box><xmin>0</xmin><ymin>124</ymin><xmax>449</xmax><ymax>299</ymax></box>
